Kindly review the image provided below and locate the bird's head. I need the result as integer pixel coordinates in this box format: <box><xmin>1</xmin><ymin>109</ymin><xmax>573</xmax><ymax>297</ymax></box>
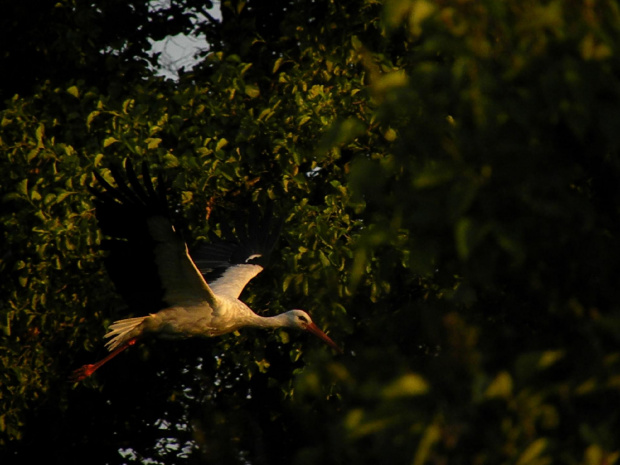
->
<box><xmin>284</xmin><ymin>309</ymin><xmax>342</xmax><ymax>353</ymax></box>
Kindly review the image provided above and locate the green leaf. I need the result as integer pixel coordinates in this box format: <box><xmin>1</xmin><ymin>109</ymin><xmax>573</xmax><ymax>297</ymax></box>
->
<box><xmin>282</xmin><ymin>274</ymin><xmax>294</xmax><ymax>292</ymax></box>
<box><xmin>244</xmin><ymin>84</ymin><xmax>260</xmax><ymax>98</ymax></box>
<box><xmin>55</xmin><ymin>192</ymin><xmax>72</xmax><ymax>203</ymax></box>
<box><xmin>163</xmin><ymin>153</ymin><xmax>179</xmax><ymax>167</ymax></box>
<box><xmin>31</xmin><ymin>190</ymin><xmax>42</xmax><ymax>205</ymax></box>
<box><xmin>383</xmin><ymin>127</ymin><xmax>397</xmax><ymax>141</ymax></box>
<box><xmin>351</xmin><ymin>35</ymin><xmax>363</xmax><ymax>51</ymax></box>
<box><xmin>27</xmin><ymin>149</ymin><xmax>39</xmax><ymax>162</ymax></box>
<box><xmin>484</xmin><ymin>371</ymin><xmax>513</xmax><ymax>399</ymax></box>
<box><xmin>272</xmin><ymin>57</ymin><xmax>284</xmax><ymax>73</ymax></box>
<box><xmin>66</xmin><ymin>85</ymin><xmax>79</xmax><ymax>98</ymax></box>
<box><xmin>44</xmin><ymin>193</ymin><xmax>56</xmax><ymax>205</ymax></box>
<box><xmin>538</xmin><ymin>350</ymin><xmax>564</xmax><ymax>369</ymax></box>
<box><xmin>146</xmin><ymin>138</ymin><xmax>162</xmax><ymax>149</ymax></box>
<box><xmin>409</xmin><ymin>0</ymin><xmax>437</xmax><ymax>36</ymax></box>
<box><xmin>122</xmin><ymin>98</ymin><xmax>135</xmax><ymax>113</ymax></box>
<box><xmin>455</xmin><ymin>217</ymin><xmax>473</xmax><ymax>260</ymax></box>
<box><xmin>86</xmin><ymin>111</ymin><xmax>100</xmax><ymax>129</ymax></box>
<box><xmin>254</xmin><ymin>358</ymin><xmax>270</xmax><ymax>373</ymax></box>
<box><xmin>318</xmin><ymin>251</ymin><xmax>330</xmax><ymax>267</ymax></box>
<box><xmin>412</xmin><ymin>423</ymin><xmax>442</xmax><ymax>465</ymax></box>
<box><xmin>17</xmin><ymin>179</ymin><xmax>28</xmax><ymax>197</ymax></box>
<box><xmin>103</xmin><ymin>137</ymin><xmax>118</xmax><ymax>148</ymax></box>
<box><xmin>373</xmin><ymin>69</ymin><xmax>408</xmax><ymax>93</ymax></box>
<box><xmin>258</xmin><ymin>108</ymin><xmax>274</xmax><ymax>121</ymax></box>
<box><xmin>240</xmin><ymin>62</ymin><xmax>253</xmax><ymax>75</ymax></box>
<box><xmin>35</xmin><ymin>123</ymin><xmax>45</xmax><ymax>146</ymax></box>
<box><xmin>382</xmin><ymin>373</ymin><xmax>429</xmax><ymax>398</ymax></box>
<box><xmin>516</xmin><ymin>439</ymin><xmax>548</xmax><ymax>465</ymax></box>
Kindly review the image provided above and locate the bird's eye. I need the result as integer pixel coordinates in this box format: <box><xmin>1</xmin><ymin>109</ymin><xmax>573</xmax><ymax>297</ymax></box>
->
<box><xmin>297</xmin><ymin>315</ymin><xmax>309</xmax><ymax>323</ymax></box>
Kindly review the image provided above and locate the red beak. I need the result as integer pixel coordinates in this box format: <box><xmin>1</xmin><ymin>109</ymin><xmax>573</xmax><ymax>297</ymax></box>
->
<box><xmin>305</xmin><ymin>322</ymin><xmax>343</xmax><ymax>354</ymax></box>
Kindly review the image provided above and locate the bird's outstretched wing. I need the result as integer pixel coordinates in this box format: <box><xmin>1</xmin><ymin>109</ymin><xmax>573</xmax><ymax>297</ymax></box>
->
<box><xmin>90</xmin><ymin>160</ymin><xmax>218</xmax><ymax>311</ymax></box>
<box><xmin>192</xmin><ymin>203</ymin><xmax>282</xmax><ymax>299</ymax></box>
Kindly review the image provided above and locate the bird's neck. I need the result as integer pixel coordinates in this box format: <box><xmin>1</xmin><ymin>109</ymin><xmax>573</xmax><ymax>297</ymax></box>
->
<box><xmin>246</xmin><ymin>311</ymin><xmax>290</xmax><ymax>329</ymax></box>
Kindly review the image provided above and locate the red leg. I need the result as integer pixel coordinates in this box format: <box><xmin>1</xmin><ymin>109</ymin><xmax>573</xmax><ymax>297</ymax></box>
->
<box><xmin>70</xmin><ymin>338</ymin><xmax>138</xmax><ymax>382</ymax></box>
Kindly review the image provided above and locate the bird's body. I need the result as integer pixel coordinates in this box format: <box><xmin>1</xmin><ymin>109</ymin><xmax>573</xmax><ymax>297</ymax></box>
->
<box><xmin>104</xmin><ymin>303</ymin><xmax>315</xmax><ymax>350</ymax></box>
<box><xmin>71</xmin><ymin>161</ymin><xmax>341</xmax><ymax>382</ymax></box>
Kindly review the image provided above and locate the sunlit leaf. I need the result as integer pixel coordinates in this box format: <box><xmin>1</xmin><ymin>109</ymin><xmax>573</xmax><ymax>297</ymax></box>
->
<box><xmin>382</xmin><ymin>373</ymin><xmax>429</xmax><ymax>398</ymax></box>
<box><xmin>17</xmin><ymin>179</ymin><xmax>28</xmax><ymax>197</ymax></box>
<box><xmin>372</xmin><ymin>70</ymin><xmax>408</xmax><ymax>93</ymax></box>
<box><xmin>538</xmin><ymin>350</ymin><xmax>564</xmax><ymax>369</ymax></box>
<box><xmin>272</xmin><ymin>57</ymin><xmax>284</xmax><ymax>73</ymax></box>
<box><xmin>516</xmin><ymin>438</ymin><xmax>548</xmax><ymax>465</ymax></box>
<box><xmin>412</xmin><ymin>423</ymin><xmax>441</xmax><ymax>465</ymax></box>
<box><xmin>244</xmin><ymin>84</ymin><xmax>260</xmax><ymax>98</ymax></box>
<box><xmin>146</xmin><ymin>137</ymin><xmax>162</xmax><ymax>149</ymax></box>
<box><xmin>86</xmin><ymin>111</ymin><xmax>100</xmax><ymax>129</ymax></box>
<box><xmin>66</xmin><ymin>85</ymin><xmax>79</xmax><ymax>98</ymax></box>
<box><xmin>103</xmin><ymin>136</ymin><xmax>118</xmax><ymax>148</ymax></box>
<box><xmin>408</xmin><ymin>0</ymin><xmax>436</xmax><ymax>36</ymax></box>
<box><xmin>484</xmin><ymin>371</ymin><xmax>513</xmax><ymax>399</ymax></box>
<box><xmin>35</xmin><ymin>123</ymin><xmax>45</xmax><ymax>146</ymax></box>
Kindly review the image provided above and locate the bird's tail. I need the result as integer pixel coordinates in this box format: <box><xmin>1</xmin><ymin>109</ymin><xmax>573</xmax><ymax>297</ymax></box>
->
<box><xmin>104</xmin><ymin>316</ymin><xmax>147</xmax><ymax>351</ymax></box>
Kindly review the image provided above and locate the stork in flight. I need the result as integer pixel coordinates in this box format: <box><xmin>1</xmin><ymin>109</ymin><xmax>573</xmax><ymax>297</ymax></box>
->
<box><xmin>71</xmin><ymin>161</ymin><xmax>341</xmax><ymax>382</ymax></box>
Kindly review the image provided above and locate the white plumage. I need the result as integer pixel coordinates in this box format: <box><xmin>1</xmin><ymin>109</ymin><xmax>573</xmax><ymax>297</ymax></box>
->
<box><xmin>71</xmin><ymin>161</ymin><xmax>341</xmax><ymax>382</ymax></box>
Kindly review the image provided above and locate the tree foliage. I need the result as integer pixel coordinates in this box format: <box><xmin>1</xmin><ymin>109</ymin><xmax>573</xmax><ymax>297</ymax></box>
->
<box><xmin>0</xmin><ymin>0</ymin><xmax>210</xmax><ymax>102</ymax></box>
<box><xmin>2</xmin><ymin>0</ymin><xmax>620</xmax><ymax>464</ymax></box>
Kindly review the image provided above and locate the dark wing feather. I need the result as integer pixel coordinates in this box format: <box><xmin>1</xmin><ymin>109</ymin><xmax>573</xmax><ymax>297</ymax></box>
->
<box><xmin>192</xmin><ymin>203</ymin><xmax>282</xmax><ymax>299</ymax></box>
<box><xmin>91</xmin><ymin>160</ymin><xmax>217</xmax><ymax>311</ymax></box>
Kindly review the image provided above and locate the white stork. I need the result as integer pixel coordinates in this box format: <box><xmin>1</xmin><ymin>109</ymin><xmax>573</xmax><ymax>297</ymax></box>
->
<box><xmin>71</xmin><ymin>160</ymin><xmax>341</xmax><ymax>382</ymax></box>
